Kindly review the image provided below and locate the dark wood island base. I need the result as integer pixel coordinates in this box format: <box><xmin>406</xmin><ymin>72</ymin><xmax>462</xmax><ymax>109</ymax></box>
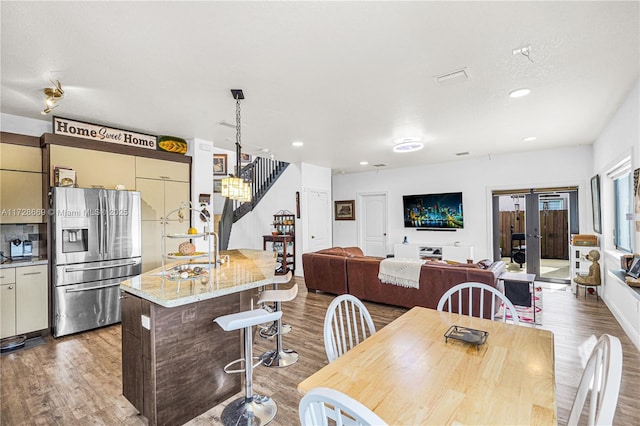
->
<box><xmin>121</xmin><ymin>288</ymin><xmax>258</xmax><ymax>426</ymax></box>
<box><xmin>119</xmin><ymin>249</ymin><xmax>278</xmax><ymax>426</ymax></box>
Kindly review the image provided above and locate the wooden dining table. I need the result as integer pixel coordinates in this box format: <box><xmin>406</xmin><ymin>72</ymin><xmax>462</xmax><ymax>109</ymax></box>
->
<box><xmin>298</xmin><ymin>306</ymin><xmax>556</xmax><ymax>425</ymax></box>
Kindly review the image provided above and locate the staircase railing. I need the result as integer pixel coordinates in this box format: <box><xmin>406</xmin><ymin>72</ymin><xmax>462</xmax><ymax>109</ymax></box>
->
<box><xmin>218</xmin><ymin>156</ymin><xmax>289</xmax><ymax>249</ymax></box>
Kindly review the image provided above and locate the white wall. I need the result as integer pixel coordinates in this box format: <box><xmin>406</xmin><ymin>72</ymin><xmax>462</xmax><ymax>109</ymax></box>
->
<box><xmin>188</xmin><ymin>138</ymin><xmax>214</xmax><ymax>251</ymax></box>
<box><xmin>332</xmin><ymin>145</ymin><xmax>593</xmax><ymax>260</ymax></box>
<box><xmin>228</xmin><ymin>164</ymin><xmax>301</xmax><ymax>250</ymax></box>
<box><xmin>592</xmin><ymin>79</ymin><xmax>640</xmax><ymax>350</ymax></box>
<box><xmin>1</xmin><ymin>113</ymin><xmax>51</xmax><ymax>135</ymax></box>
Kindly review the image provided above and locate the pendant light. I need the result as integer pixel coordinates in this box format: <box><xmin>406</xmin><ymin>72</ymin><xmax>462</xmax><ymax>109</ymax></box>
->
<box><xmin>221</xmin><ymin>89</ymin><xmax>252</xmax><ymax>202</ymax></box>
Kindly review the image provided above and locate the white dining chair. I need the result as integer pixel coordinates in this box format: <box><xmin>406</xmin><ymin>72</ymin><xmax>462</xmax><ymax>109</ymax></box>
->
<box><xmin>324</xmin><ymin>294</ymin><xmax>376</xmax><ymax>363</ymax></box>
<box><xmin>437</xmin><ymin>281</ymin><xmax>520</xmax><ymax>324</ymax></box>
<box><xmin>567</xmin><ymin>334</ymin><xmax>623</xmax><ymax>426</ymax></box>
<box><xmin>299</xmin><ymin>387</ymin><xmax>388</xmax><ymax>426</ymax></box>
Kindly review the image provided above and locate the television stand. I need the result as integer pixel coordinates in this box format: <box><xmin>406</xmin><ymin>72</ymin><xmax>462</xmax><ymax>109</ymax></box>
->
<box><xmin>394</xmin><ymin>243</ymin><xmax>474</xmax><ymax>263</ymax></box>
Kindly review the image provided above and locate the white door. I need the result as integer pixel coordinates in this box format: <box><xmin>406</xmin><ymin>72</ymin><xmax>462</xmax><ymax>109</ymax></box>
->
<box><xmin>307</xmin><ymin>189</ymin><xmax>331</xmax><ymax>252</ymax></box>
<box><xmin>358</xmin><ymin>193</ymin><xmax>387</xmax><ymax>257</ymax></box>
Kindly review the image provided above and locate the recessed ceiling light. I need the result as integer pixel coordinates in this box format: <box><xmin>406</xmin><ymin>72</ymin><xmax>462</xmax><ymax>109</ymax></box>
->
<box><xmin>522</xmin><ymin>136</ymin><xmax>537</xmax><ymax>142</ymax></box>
<box><xmin>360</xmin><ymin>161</ymin><xmax>369</xmax><ymax>166</ymax></box>
<box><xmin>291</xmin><ymin>141</ymin><xmax>304</xmax><ymax>147</ymax></box>
<box><xmin>509</xmin><ymin>88</ymin><xmax>531</xmax><ymax>98</ymax></box>
<box><xmin>393</xmin><ymin>138</ymin><xmax>424</xmax><ymax>153</ymax></box>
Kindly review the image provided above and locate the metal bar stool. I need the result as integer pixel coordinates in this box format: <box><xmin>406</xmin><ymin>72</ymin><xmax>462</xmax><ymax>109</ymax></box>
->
<box><xmin>258</xmin><ymin>280</ymin><xmax>299</xmax><ymax>367</ymax></box>
<box><xmin>259</xmin><ymin>271</ymin><xmax>293</xmax><ymax>338</ymax></box>
<box><xmin>214</xmin><ymin>308</ymin><xmax>282</xmax><ymax>426</ymax></box>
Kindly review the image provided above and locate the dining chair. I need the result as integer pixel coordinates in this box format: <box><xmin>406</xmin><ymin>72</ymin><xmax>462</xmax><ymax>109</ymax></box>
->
<box><xmin>324</xmin><ymin>294</ymin><xmax>376</xmax><ymax>363</ymax></box>
<box><xmin>567</xmin><ymin>334</ymin><xmax>623</xmax><ymax>426</ymax></box>
<box><xmin>437</xmin><ymin>281</ymin><xmax>520</xmax><ymax>324</ymax></box>
<box><xmin>299</xmin><ymin>387</ymin><xmax>388</xmax><ymax>426</ymax></box>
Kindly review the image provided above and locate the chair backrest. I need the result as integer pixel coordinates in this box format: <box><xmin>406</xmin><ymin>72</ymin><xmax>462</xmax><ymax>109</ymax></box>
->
<box><xmin>436</xmin><ymin>281</ymin><xmax>520</xmax><ymax>324</ymax></box>
<box><xmin>567</xmin><ymin>334</ymin><xmax>623</xmax><ymax>426</ymax></box>
<box><xmin>299</xmin><ymin>387</ymin><xmax>388</xmax><ymax>426</ymax></box>
<box><xmin>324</xmin><ymin>294</ymin><xmax>376</xmax><ymax>363</ymax></box>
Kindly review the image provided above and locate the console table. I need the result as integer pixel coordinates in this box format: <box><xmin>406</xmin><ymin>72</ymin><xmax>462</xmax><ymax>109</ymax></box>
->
<box><xmin>263</xmin><ymin>235</ymin><xmax>295</xmax><ymax>274</ymax></box>
<box><xmin>394</xmin><ymin>243</ymin><xmax>473</xmax><ymax>263</ymax></box>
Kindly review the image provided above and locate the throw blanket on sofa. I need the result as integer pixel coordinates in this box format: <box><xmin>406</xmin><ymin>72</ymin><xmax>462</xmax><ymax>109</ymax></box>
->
<box><xmin>378</xmin><ymin>258</ymin><xmax>426</xmax><ymax>289</ymax></box>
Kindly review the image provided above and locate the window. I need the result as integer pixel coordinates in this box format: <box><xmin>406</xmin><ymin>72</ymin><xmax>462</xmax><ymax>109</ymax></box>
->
<box><xmin>607</xmin><ymin>157</ymin><xmax>633</xmax><ymax>252</ymax></box>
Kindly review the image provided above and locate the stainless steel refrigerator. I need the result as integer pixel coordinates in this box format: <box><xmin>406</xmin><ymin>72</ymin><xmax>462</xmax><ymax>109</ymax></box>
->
<box><xmin>51</xmin><ymin>187</ymin><xmax>141</xmax><ymax>337</ymax></box>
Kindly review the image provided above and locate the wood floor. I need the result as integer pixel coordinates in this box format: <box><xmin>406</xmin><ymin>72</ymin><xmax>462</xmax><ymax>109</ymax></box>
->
<box><xmin>2</xmin><ymin>279</ymin><xmax>639</xmax><ymax>425</ymax></box>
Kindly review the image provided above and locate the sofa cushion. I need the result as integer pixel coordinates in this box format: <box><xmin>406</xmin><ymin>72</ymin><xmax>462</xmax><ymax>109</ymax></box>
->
<box><xmin>315</xmin><ymin>246</ymin><xmax>364</xmax><ymax>257</ymax></box>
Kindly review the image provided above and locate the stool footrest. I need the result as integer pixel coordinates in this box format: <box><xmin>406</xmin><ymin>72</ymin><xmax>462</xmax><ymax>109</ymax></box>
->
<box><xmin>223</xmin><ymin>356</ymin><xmax>264</xmax><ymax>374</ymax></box>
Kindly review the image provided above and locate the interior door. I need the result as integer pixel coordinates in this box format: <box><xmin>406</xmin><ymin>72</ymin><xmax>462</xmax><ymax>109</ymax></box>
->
<box><xmin>307</xmin><ymin>189</ymin><xmax>331</xmax><ymax>252</ymax></box>
<box><xmin>358</xmin><ymin>193</ymin><xmax>387</xmax><ymax>257</ymax></box>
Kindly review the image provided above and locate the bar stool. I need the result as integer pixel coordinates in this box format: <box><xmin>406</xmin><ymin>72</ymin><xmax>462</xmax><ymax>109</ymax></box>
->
<box><xmin>258</xmin><ymin>281</ymin><xmax>299</xmax><ymax>367</ymax></box>
<box><xmin>259</xmin><ymin>272</ymin><xmax>293</xmax><ymax>338</ymax></box>
<box><xmin>214</xmin><ymin>308</ymin><xmax>282</xmax><ymax>426</ymax></box>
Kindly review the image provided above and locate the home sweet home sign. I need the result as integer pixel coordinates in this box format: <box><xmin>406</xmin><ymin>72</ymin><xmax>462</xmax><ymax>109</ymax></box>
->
<box><xmin>53</xmin><ymin>116</ymin><xmax>157</xmax><ymax>150</ymax></box>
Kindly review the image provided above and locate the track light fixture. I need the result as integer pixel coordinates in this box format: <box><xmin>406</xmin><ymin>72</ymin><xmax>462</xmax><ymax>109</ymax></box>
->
<box><xmin>41</xmin><ymin>80</ymin><xmax>64</xmax><ymax>115</ymax></box>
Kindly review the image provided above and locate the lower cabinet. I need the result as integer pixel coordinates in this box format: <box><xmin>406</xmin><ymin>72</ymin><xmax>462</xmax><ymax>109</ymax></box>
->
<box><xmin>0</xmin><ymin>264</ymin><xmax>48</xmax><ymax>339</ymax></box>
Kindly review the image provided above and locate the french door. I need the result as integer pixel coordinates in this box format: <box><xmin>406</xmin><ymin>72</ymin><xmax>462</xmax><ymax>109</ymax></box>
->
<box><xmin>493</xmin><ymin>187</ymin><xmax>578</xmax><ymax>283</ymax></box>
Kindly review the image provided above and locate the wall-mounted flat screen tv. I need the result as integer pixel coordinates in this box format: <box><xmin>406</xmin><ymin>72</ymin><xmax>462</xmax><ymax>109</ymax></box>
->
<box><xmin>403</xmin><ymin>192</ymin><xmax>464</xmax><ymax>229</ymax></box>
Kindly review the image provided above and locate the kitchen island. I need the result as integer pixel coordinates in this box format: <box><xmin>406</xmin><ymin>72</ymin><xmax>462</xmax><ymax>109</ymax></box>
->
<box><xmin>119</xmin><ymin>249</ymin><xmax>276</xmax><ymax>426</ymax></box>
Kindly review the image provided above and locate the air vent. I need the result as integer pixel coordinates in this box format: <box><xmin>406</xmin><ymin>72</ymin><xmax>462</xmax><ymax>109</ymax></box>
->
<box><xmin>434</xmin><ymin>67</ymin><xmax>470</xmax><ymax>86</ymax></box>
<box><xmin>455</xmin><ymin>152</ymin><xmax>470</xmax><ymax>156</ymax></box>
<box><xmin>372</xmin><ymin>164</ymin><xmax>387</xmax><ymax>168</ymax></box>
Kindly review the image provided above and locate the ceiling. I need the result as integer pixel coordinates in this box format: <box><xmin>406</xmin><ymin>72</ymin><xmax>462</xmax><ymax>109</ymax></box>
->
<box><xmin>1</xmin><ymin>1</ymin><xmax>638</xmax><ymax>174</ymax></box>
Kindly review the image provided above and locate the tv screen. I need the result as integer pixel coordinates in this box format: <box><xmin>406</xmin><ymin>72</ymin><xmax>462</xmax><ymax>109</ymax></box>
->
<box><xmin>403</xmin><ymin>192</ymin><xmax>463</xmax><ymax>229</ymax></box>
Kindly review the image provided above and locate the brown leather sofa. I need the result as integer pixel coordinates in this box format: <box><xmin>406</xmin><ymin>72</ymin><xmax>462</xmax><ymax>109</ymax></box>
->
<box><xmin>301</xmin><ymin>247</ymin><xmax>378</xmax><ymax>295</ymax></box>
<box><xmin>302</xmin><ymin>247</ymin><xmax>506</xmax><ymax>316</ymax></box>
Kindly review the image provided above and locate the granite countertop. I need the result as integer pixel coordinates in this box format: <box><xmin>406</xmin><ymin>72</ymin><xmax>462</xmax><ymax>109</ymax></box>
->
<box><xmin>0</xmin><ymin>257</ymin><xmax>48</xmax><ymax>269</ymax></box>
<box><xmin>120</xmin><ymin>249</ymin><xmax>277</xmax><ymax>308</ymax></box>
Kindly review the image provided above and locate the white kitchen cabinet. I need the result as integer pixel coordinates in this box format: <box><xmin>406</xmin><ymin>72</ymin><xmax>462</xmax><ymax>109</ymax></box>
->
<box><xmin>141</xmin><ymin>221</ymin><xmax>187</xmax><ymax>272</ymax></box>
<box><xmin>0</xmin><ymin>143</ymin><xmax>41</xmax><ymax>172</ymax></box>
<box><xmin>0</xmin><ymin>142</ymin><xmax>44</xmax><ymax>224</ymax></box>
<box><xmin>0</xmin><ymin>264</ymin><xmax>47</xmax><ymax>338</ymax></box>
<box><xmin>135</xmin><ymin>157</ymin><xmax>189</xmax><ymax>182</ymax></box>
<box><xmin>136</xmin><ymin>178</ymin><xmax>190</xmax><ymax>221</ymax></box>
<box><xmin>0</xmin><ymin>170</ymin><xmax>44</xmax><ymax>224</ymax></box>
<box><xmin>135</xmin><ymin>158</ymin><xmax>190</xmax><ymax>273</ymax></box>
<box><xmin>49</xmin><ymin>144</ymin><xmax>136</xmax><ymax>190</ymax></box>
<box><xmin>16</xmin><ymin>265</ymin><xmax>48</xmax><ymax>334</ymax></box>
<box><xmin>0</xmin><ymin>268</ymin><xmax>17</xmax><ymax>339</ymax></box>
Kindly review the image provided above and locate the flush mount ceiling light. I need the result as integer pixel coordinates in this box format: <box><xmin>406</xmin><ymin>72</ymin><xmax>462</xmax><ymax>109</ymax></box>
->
<box><xmin>41</xmin><ymin>79</ymin><xmax>64</xmax><ymax>114</ymax></box>
<box><xmin>291</xmin><ymin>141</ymin><xmax>304</xmax><ymax>147</ymax></box>
<box><xmin>522</xmin><ymin>136</ymin><xmax>537</xmax><ymax>142</ymax></box>
<box><xmin>509</xmin><ymin>88</ymin><xmax>531</xmax><ymax>98</ymax></box>
<box><xmin>359</xmin><ymin>161</ymin><xmax>369</xmax><ymax>166</ymax></box>
<box><xmin>393</xmin><ymin>138</ymin><xmax>424</xmax><ymax>153</ymax></box>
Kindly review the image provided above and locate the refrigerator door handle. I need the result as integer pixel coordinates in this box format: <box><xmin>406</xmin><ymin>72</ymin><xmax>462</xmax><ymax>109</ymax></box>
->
<box><xmin>65</xmin><ymin>283</ymin><xmax>121</xmax><ymax>293</ymax></box>
<box><xmin>97</xmin><ymin>193</ymin><xmax>104</xmax><ymax>255</ymax></box>
<box><xmin>103</xmin><ymin>191</ymin><xmax>109</xmax><ymax>257</ymax></box>
<box><xmin>64</xmin><ymin>261</ymin><xmax>138</xmax><ymax>272</ymax></box>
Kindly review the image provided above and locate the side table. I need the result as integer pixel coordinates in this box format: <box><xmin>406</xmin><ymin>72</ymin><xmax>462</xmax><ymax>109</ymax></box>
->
<box><xmin>499</xmin><ymin>272</ymin><xmax>537</xmax><ymax>324</ymax></box>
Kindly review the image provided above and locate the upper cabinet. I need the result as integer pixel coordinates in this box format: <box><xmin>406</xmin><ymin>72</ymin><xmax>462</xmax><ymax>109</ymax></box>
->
<box><xmin>135</xmin><ymin>157</ymin><xmax>189</xmax><ymax>182</ymax></box>
<box><xmin>0</xmin><ymin>143</ymin><xmax>41</xmax><ymax>172</ymax></box>
<box><xmin>49</xmin><ymin>145</ymin><xmax>136</xmax><ymax>190</ymax></box>
<box><xmin>0</xmin><ymin>141</ymin><xmax>44</xmax><ymax>224</ymax></box>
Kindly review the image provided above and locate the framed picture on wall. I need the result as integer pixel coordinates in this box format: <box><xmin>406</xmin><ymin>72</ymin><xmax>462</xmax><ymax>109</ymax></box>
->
<box><xmin>240</xmin><ymin>153</ymin><xmax>252</xmax><ymax>163</ymax></box>
<box><xmin>591</xmin><ymin>174</ymin><xmax>602</xmax><ymax>234</ymax></box>
<box><xmin>213</xmin><ymin>154</ymin><xmax>227</xmax><ymax>176</ymax></box>
<box><xmin>335</xmin><ymin>200</ymin><xmax>355</xmax><ymax>220</ymax></box>
<box><xmin>213</xmin><ymin>179</ymin><xmax>222</xmax><ymax>193</ymax></box>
